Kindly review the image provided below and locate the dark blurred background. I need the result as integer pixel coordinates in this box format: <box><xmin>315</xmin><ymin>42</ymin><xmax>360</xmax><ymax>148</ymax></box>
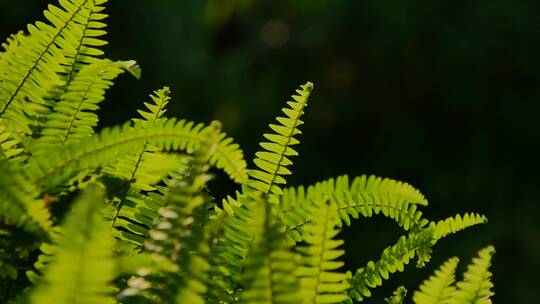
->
<box><xmin>2</xmin><ymin>0</ymin><xmax>539</xmax><ymax>302</ymax></box>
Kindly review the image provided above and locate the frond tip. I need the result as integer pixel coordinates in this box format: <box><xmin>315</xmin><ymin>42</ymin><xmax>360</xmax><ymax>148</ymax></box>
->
<box><xmin>413</xmin><ymin>246</ymin><xmax>495</xmax><ymax>304</ymax></box>
<box><xmin>413</xmin><ymin>257</ymin><xmax>459</xmax><ymax>304</ymax></box>
<box><xmin>450</xmin><ymin>246</ymin><xmax>495</xmax><ymax>304</ymax></box>
<box><xmin>247</xmin><ymin>81</ymin><xmax>313</xmax><ymax>204</ymax></box>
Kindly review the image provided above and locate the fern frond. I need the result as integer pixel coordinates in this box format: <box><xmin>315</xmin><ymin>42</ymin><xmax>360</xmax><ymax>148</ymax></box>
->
<box><xmin>132</xmin><ymin>86</ymin><xmax>171</xmax><ymax>127</ymax></box>
<box><xmin>245</xmin><ymin>82</ymin><xmax>313</xmax><ymax>204</ymax></box>
<box><xmin>106</xmin><ymin>189</ymin><xmax>168</xmax><ymax>247</ymax></box>
<box><xmin>346</xmin><ymin>212</ymin><xmax>487</xmax><ymax>302</ymax></box>
<box><xmin>239</xmin><ymin>200</ymin><xmax>302</xmax><ymax>304</ymax></box>
<box><xmin>413</xmin><ymin>257</ymin><xmax>459</xmax><ymax>304</ymax></box>
<box><xmin>34</xmin><ymin>59</ymin><xmax>139</xmax><ymax>151</ymax></box>
<box><xmin>54</xmin><ymin>0</ymin><xmax>114</xmax><ymax>94</ymax></box>
<box><xmin>0</xmin><ymin>160</ymin><xmax>51</xmax><ymax>235</ymax></box>
<box><xmin>106</xmin><ymin>90</ymin><xmax>242</xmax><ymax>248</ymax></box>
<box><xmin>107</xmin><ymin>152</ymin><xmax>186</xmax><ymax>193</ymax></box>
<box><xmin>432</xmin><ymin>213</ymin><xmax>487</xmax><ymax>242</ymax></box>
<box><xmin>207</xmin><ymin>195</ymin><xmax>258</xmax><ymax>303</ymax></box>
<box><xmin>449</xmin><ymin>246</ymin><xmax>495</xmax><ymax>304</ymax></box>
<box><xmin>105</xmin><ymin>87</ymin><xmax>177</xmax><ymax>193</ymax></box>
<box><xmin>120</xmin><ymin>153</ymin><xmax>212</xmax><ymax>303</ymax></box>
<box><xmin>351</xmin><ymin>174</ymin><xmax>428</xmax><ymax>206</ymax></box>
<box><xmin>347</xmin><ymin>228</ymin><xmax>435</xmax><ymax>302</ymax></box>
<box><xmin>0</xmin><ymin>0</ymin><xmax>102</xmax><ymax>134</ymax></box>
<box><xmin>29</xmin><ymin>185</ymin><xmax>115</xmax><ymax>304</ymax></box>
<box><xmin>279</xmin><ymin>175</ymin><xmax>429</xmax><ymax>244</ymax></box>
<box><xmin>25</xmin><ymin>117</ymin><xmax>247</xmax><ymax>192</ymax></box>
<box><xmin>296</xmin><ymin>202</ymin><xmax>350</xmax><ymax>304</ymax></box>
<box><xmin>104</xmin><ymin>88</ymin><xmax>177</xmax><ymax>247</ymax></box>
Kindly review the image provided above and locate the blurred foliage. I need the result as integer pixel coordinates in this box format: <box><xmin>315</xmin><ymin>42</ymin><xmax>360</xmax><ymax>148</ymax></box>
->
<box><xmin>1</xmin><ymin>0</ymin><xmax>538</xmax><ymax>302</ymax></box>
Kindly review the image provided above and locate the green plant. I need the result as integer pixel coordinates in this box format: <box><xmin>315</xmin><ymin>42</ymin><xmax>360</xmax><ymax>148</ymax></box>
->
<box><xmin>0</xmin><ymin>0</ymin><xmax>495</xmax><ymax>303</ymax></box>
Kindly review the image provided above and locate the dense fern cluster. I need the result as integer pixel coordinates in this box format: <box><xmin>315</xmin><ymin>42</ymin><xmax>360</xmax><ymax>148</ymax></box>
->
<box><xmin>0</xmin><ymin>1</ymin><xmax>495</xmax><ymax>303</ymax></box>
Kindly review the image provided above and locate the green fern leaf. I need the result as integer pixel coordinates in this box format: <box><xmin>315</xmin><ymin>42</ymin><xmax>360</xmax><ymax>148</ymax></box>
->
<box><xmin>29</xmin><ymin>185</ymin><xmax>115</xmax><ymax>304</ymax></box>
<box><xmin>346</xmin><ymin>212</ymin><xmax>487</xmax><ymax>302</ymax></box>
<box><xmin>0</xmin><ymin>160</ymin><xmax>51</xmax><ymax>235</ymax></box>
<box><xmin>106</xmin><ymin>190</ymin><xmax>168</xmax><ymax>247</ymax></box>
<box><xmin>54</xmin><ymin>0</ymin><xmax>114</xmax><ymax>95</ymax></box>
<box><xmin>0</xmin><ymin>0</ymin><xmax>103</xmax><ymax>134</ymax></box>
<box><xmin>413</xmin><ymin>257</ymin><xmax>459</xmax><ymax>304</ymax></box>
<box><xmin>351</xmin><ymin>175</ymin><xmax>428</xmax><ymax>206</ymax></box>
<box><xmin>105</xmin><ymin>90</ymin><xmax>240</xmax><ymax>248</ymax></box>
<box><xmin>105</xmin><ymin>87</ymin><xmax>177</xmax><ymax>193</ymax></box>
<box><xmin>279</xmin><ymin>175</ymin><xmax>429</xmax><ymax>244</ymax></box>
<box><xmin>432</xmin><ymin>213</ymin><xmax>487</xmax><ymax>243</ymax></box>
<box><xmin>132</xmin><ymin>86</ymin><xmax>171</xmax><ymax>126</ymax></box>
<box><xmin>25</xmin><ymin>117</ymin><xmax>247</xmax><ymax>192</ymax></box>
<box><xmin>449</xmin><ymin>246</ymin><xmax>495</xmax><ymax>304</ymax></box>
<box><xmin>34</xmin><ymin>59</ymin><xmax>139</xmax><ymax>151</ymax></box>
<box><xmin>239</xmin><ymin>200</ymin><xmax>302</xmax><ymax>304</ymax></box>
<box><xmin>120</xmin><ymin>153</ymin><xmax>212</xmax><ymax>303</ymax></box>
<box><xmin>207</xmin><ymin>195</ymin><xmax>258</xmax><ymax>303</ymax></box>
<box><xmin>347</xmin><ymin>228</ymin><xmax>435</xmax><ymax>302</ymax></box>
<box><xmin>246</xmin><ymin>82</ymin><xmax>313</xmax><ymax>204</ymax></box>
<box><xmin>296</xmin><ymin>202</ymin><xmax>350</xmax><ymax>304</ymax></box>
